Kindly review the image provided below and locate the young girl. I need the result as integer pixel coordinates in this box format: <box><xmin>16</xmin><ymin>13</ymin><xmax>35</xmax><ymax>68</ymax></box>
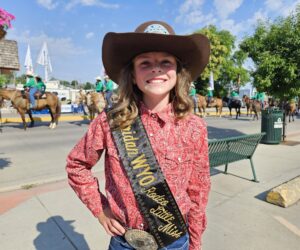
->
<box><xmin>66</xmin><ymin>21</ymin><xmax>211</xmax><ymax>250</ymax></box>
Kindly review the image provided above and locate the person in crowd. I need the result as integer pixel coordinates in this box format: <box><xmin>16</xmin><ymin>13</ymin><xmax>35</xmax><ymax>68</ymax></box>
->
<box><xmin>207</xmin><ymin>89</ymin><xmax>213</xmax><ymax>106</ymax></box>
<box><xmin>189</xmin><ymin>82</ymin><xmax>197</xmax><ymax>114</ymax></box>
<box><xmin>228</xmin><ymin>89</ymin><xmax>240</xmax><ymax>106</ymax></box>
<box><xmin>103</xmin><ymin>75</ymin><xmax>114</xmax><ymax>108</ymax></box>
<box><xmin>256</xmin><ymin>92</ymin><xmax>265</xmax><ymax>109</ymax></box>
<box><xmin>24</xmin><ymin>71</ymin><xmax>37</xmax><ymax>109</ymax></box>
<box><xmin>66</xmin><ymin>20</ymin><xmax>211</xmax><ymax>250</ymax></box>
<box><xmin>95</xmin><ymin>76</ymin><xmax>104</xmax><ymax>93</ymax></box>
<box><xmin>35</xmin><ymin>75</ymin><xmax>46</xmax><ymax>96</ymax></box>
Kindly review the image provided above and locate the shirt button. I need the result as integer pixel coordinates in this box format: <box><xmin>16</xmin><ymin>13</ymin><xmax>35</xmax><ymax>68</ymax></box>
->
<box><xmin>151</xmin><ymin>114</ymin><xmax>157</xmax><ymax>119</ymax></box>
<box><xmin>149</xmin><ymin>133</ymin><xmax>154</xmax><ymax>137</ymax></box>
<box><xmin>178</xmin><ymin>157</ymin><xmax>182</xmax><ymax>162</ymax></box>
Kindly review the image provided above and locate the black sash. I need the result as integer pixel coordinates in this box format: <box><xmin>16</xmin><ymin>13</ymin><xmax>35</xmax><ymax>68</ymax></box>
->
<box><xmin>110</xmin><ymin>115</ymin><xmax>187</xmax><ymax>248</ymax></box>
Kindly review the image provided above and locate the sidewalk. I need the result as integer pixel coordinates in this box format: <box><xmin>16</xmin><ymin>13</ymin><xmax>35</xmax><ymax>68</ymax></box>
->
<box><xmin>1</xmin><ymin>117</ymin><xmax>300</xmax><ymax>250</ymax></box>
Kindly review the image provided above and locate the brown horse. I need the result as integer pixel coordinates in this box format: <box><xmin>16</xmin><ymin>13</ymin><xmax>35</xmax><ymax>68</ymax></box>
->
<box><xmin>242</xmin><ymin>95</ymin><xmax>251</xmax><ymax>116</ymax></box>
<box><xmin>86</xmin><ymin>92</ymin><xmax>107</xmax><ymax>120</ymax></box>
<box><xmin>249</xmin><ymin>100</ymin><xmax>261</xmax><ymax>120</ymax></box>
<box><xmin>0</xmin><ymin>88</ymin><xmax>61</xmax><ymax>130</ymax></box>
<box><xmin>207</xmin><ymin>97</ymin><xmax>223</xmax><ymax>117</ymax></box>
<box><xmin>196</xmin><ymin>94</ymin><xmax>206</xmax><ymax>117</ymax></box>
<box><xmin>284</xmin><ymin>101</ymin><xmax>296</xmax><ymax>122</ymax></box>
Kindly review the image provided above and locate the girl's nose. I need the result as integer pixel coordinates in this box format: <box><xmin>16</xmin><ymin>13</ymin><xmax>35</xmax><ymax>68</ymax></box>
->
<box><xmin>151</xmin><ymin>63</ymin><xmax>162</xmax><ymax>73</ymax></box>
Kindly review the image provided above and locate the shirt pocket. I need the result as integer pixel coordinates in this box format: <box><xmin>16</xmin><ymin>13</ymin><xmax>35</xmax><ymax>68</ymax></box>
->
<box><xmin>163</xmin><ymin>148</ymin><xmax>193</xmax><ymax>172</ymax></box>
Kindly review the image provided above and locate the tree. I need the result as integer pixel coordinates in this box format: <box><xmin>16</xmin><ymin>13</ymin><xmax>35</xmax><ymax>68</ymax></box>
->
<box><xmin>239</xmin><ymin>5</ymin><xmax>300</xmax><ymax>100</ymax></box>
<box><xmin>194</xmin><ymin>25</ymin><xmax>249</xmax><ymax>97</ymax></box>
<box><xmin>16</xmin><ymin>74</ymin><xmax>27</xmax><ymax>85</ymax></box>
<box><xmin>71</xmin><ymin>80</ymin><xmax>79</xmax><ymax>88</ymax></box>
<box><xmin>83</xmin><ymin>82</ymin><xmax>94</xmax><ymax>90</ymax></box>
<box><xmin>0</xmin><ymin>74</ymin><xmax>7</xmax><ymax>88</ymax></box>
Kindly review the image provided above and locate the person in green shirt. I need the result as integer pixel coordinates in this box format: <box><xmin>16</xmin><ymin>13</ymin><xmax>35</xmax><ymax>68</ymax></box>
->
<box><xmin>104</xmin><ymin>75</ymin><xmax>114</xmax><ymax>108</ymax></box>
<box><xmin>24</xmin><ymin>71</ymin><xmax>38</xmax><ymax>109</ymax></box>
<box><xmin>257</xmin><ymin>92</ymin><xmax>265</xmax><ymax>109</ymax></box>
<box><xmin>189</xmin><ymin>82</ymin><xmax>197</xmax><ymax>113</ymax></box>
<box><xmin>207</xmin><ymin>89</ymin><xmax>213</xmax><ymax>105</ymax></box>
<box><xmin>35</xmin><ymin>75</ymin><xmax>46</xmax><ymax>96</ymax></box>
<box><xmin>95</xmin><ymin>76</ymin><xmax>104</xmax><ymax>93</ymax></box>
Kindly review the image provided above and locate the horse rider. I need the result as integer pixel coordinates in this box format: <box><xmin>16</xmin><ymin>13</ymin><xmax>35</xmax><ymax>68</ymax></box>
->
<box><xmin>229</xmin><ymin>89</ymin><xmax>240</xmax><ymax>106</ymax></box>
<box><xmin>103</xmin><ymin>75</ymin><xmax>114</xmax><ymax>108</ymax></box>
<box><xmin>35</xmin><ymin>75</ymin><xmax>46</xmax><ymax>96</ymax></box>
<box><xmin>255</xmin><ymin>91</ymin><xmax>265</xmax><ymax>109</ymax></box>
<box><xmin>95</xmin><ymin>76</ymin><xmax>104</xmax><ymax>93</ymax></box>
<box><xmin>207</xmin><ymin>89</ymin><xmax>213</xmax><ymax>106</ymax></box>
<box><xmin>189</xmin><ymin>82</ymin><xmax>197</xmax><ymax>113</ymax></box>
<box><xmin>24</xmin><ymin>71</ymin><xmax>38</xmax><ymax>109</ymax></box>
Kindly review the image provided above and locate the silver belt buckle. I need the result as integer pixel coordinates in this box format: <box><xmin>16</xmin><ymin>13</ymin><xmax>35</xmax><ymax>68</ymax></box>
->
<box><xmin>124</xmin><ymin>229</ymin><xmax>158</xmax><ymax>250</ymax></box>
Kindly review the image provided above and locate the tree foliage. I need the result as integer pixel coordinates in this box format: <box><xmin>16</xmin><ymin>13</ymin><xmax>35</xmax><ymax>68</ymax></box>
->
<box><xmin>239</xmin><ymin>5</ymin><xmax>300</xmax><ymax>100</ymax></box>
<box><xmin>194</xmin><ymin>25</ymin><xmax>249</xmax><ymax>97</ymax></box>
<box><xmin>0</xmin><ymin>74</ymin><xmax>7</xmax><ymax>88</ymax></box>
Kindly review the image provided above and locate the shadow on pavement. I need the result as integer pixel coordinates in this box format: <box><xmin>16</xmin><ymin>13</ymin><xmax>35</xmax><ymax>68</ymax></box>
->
<box><xmin>254</xmin><ymin>189</ymin><xmax>272</xmax><ymax>202</ymax></box>
<box><xmin>68</xmin><ymin>120</ymin><xmax>90</xmax><ymax>127</ymax></box>
<box><xmin>207</xmin><ymin>126</ymin><xmax>245</xmax><ymax>139</ymax></box>
<box><xmin>34</xmin><ymin>215</ymin><xmax>90</xmax><ymax>250</ymax></box>
<box><xmin>0</xmin><ymin>154</ymin><xmax>11</xmax><ymax>169</ymax></box>
<box><xmin>1</xmin><ymin>121</ymin><xmax>51</xmax><ymax>130</ymax></box>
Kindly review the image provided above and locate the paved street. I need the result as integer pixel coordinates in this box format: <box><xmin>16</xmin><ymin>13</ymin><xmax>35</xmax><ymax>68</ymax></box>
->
<box><xmin>0</xmin><ymin>119</ymin><xmax>103</xmax><ymax>191</ymax></box>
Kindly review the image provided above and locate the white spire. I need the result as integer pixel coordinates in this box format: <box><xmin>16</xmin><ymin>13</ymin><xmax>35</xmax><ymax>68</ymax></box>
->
<box><xmin>36</xmin><ymin>42</ymin><xmax>52</xmax><ymax>81</ymax></box>
<box><xmin>24</xmin><ymin>44</ymin><xmax>33</xmax><ymax>73</ymax></box>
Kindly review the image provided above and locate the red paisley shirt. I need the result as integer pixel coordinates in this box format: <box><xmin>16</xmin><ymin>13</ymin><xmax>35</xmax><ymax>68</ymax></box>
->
<box><xmin>66</xmin><ymin>103</ymin><xmax>211</xmax><ymax>250</ymax></box>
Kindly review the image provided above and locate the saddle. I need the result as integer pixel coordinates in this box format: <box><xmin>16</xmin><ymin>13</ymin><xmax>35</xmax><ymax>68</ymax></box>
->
<box><xmin>34</xmin><ymin>92</ymin><xmax>46</xmax><ymax>99</ymax></box>
<box><xmin>22</xmin><ymin>90</ymin><xmax>46</xmax><ymax>100</ymax></box>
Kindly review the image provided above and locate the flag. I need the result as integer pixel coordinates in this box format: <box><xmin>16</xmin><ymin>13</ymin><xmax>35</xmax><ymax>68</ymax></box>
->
<box><xmin>24</xmin><ymin>44</ymin><xmax>33</xmax><ymax>72</ymax></box>
<box><xmin>36</xmin><ymin>42</ymin><xmax>52</xmax><ymax>81</ymax></box>
<box><xmin>209</xmin><ymin>71</ymin><xmax>214</xmax><ymax>90</ymax></box>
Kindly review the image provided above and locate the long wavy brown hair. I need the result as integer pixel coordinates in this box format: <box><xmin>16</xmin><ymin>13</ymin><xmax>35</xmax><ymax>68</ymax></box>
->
<box><xmin>107</xmin><ymin>60</ymin><xmax>193</xmax><ymax>129</ymax></box>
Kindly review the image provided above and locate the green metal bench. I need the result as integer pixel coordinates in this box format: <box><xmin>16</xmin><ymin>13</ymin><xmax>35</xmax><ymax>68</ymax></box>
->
<box><xmin>208</xmin><ymin>133</ymin><xmax>265</xmax><ymax>182</ymax></box>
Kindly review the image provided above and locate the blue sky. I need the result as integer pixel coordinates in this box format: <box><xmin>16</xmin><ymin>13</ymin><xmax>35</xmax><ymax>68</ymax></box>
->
<box><xmin>2</xmin><ymin>0</ymin><xmax>300</xmax><ymax>83</ymax></box>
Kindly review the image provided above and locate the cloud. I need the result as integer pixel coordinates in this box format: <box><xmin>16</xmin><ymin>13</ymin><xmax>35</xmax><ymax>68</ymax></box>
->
<box><xmin>176</xmin><ymin>0</ymin><xmax>217</xmax><ymax>26</ymax></box>
<box><xmin>213</xmin><ymin>0</ymin><xmax>244</xmax><ymax>19</ymax></box>
<box><xmin>219</xmin><ymin>19</ymin><xmax>244</xmax><ymax>36</ymax></box>
<box><xmin>85</xmin><ymin>32</ymin><xmax>94</xmax><ymax>39</ymax></box>
<box><xmin>65</xmin><ymin>0</ymin><xmax>120</xmax><ymax>10</ymax></box>
<box><xmin>8</xmin><ymin>29</ymin><xmax>88</xmax><ymax>58</ymax></box>
<box><xmin>264</xmin><ymin>0</ymin><xmax>283</xmax><ymax>12</ymax></box>
<box><xmin>36</xmin><ymin>0</ymin><xmax>59</xmax><ymax>10</ymax></box>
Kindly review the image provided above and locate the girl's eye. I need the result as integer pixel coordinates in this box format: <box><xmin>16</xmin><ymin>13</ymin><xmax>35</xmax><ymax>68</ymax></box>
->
<box><xmin>162</xmin><ymin>60</ymin><xmax>171</xmax><ymax>66</ymax></box>
<box><xmin>161</xmin><ymin>60</ymin><xmax>175</xmax><ymax>67</ymax></box>
<box><xmin>139</xmin><ymin>61</ymin><xmax>151</xmax><ymax>68</ymax></box>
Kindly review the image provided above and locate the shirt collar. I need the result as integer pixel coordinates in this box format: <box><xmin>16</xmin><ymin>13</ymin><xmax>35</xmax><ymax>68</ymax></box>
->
<box><xmin>139</xmin><ymin>101</ymin><xmax>175</xmax><ymax>124</ymax></box>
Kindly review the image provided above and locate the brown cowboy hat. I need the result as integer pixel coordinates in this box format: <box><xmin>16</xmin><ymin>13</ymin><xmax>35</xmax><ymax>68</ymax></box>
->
<box><xmin>102</xmin><ymin>20</ymin><xmax>210</xmax><ymax>83</ymax></box>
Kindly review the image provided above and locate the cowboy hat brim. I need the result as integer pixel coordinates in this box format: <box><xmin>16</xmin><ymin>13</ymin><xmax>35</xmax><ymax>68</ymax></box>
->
<box><xmin>102</xmin><ymin>32</ymin><xmax>210</xmax><ymax>83</ymax></box>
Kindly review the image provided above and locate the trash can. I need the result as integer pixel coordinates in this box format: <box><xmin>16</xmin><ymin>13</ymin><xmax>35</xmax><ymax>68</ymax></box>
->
<box><xmin>261</xmin><ymin>109</ymin><xmax>283</xmax><ymax>144</ymax></box>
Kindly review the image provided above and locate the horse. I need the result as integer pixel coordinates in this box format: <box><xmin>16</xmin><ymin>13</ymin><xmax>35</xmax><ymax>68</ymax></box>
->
<box><xmin>86</xmin><ymin>92</ymin><xmax>106</xmax><ymax>120</ymax></box>
<box><xmin>195</xmin><ymin>94</ymin><xmax>206</xmax><ymax>117</ymax></box>
<box><xmin>223</xmin><ymin>97</ymin><xmax>241</xmax><ymax>119</ymax></box>
<box><xmin>207</xmin><ymin>97</ymin><xmax>223</xmax><ymax>117</ymax></box>
<box><xmin>284</xmin><ymin>101</ymin><xmax>296</xmax><ymax>122</ymax></box>
<box><xmin>242</xmin><ymin>95</ymin><xmax>251</xmax><ymax>116</ymax></box>
<box><xmin>249</xmin><ymin>100</ymin><xmax>261</xmax><ymax>120</ymax></box>
<box><xmin>0</xmin><ymin>88</ymin><xmax>61</xmax><ymax>130</ymax></box>
<box><xmin>75</xmin><ymin>91</ymin><xmax>89</xmax><ymax>115</ymax></box>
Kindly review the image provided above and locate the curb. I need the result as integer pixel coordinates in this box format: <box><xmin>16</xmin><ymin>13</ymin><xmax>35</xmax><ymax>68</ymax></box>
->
<box><xmin>1</xmin><ymin>111</ymin><xmax>251</xmax><ymax>123</ymax></box>
<box><xmin>266</xmin><ymin>176</ymin><xmax>300</xmax><ymax>207</ymax></box>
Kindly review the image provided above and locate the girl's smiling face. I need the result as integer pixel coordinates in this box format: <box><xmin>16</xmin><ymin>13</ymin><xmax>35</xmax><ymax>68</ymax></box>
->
<box><xmin>133</xmin><ymin>52</ymin><xmax>177</xmax><ymax>106</ymax></box>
